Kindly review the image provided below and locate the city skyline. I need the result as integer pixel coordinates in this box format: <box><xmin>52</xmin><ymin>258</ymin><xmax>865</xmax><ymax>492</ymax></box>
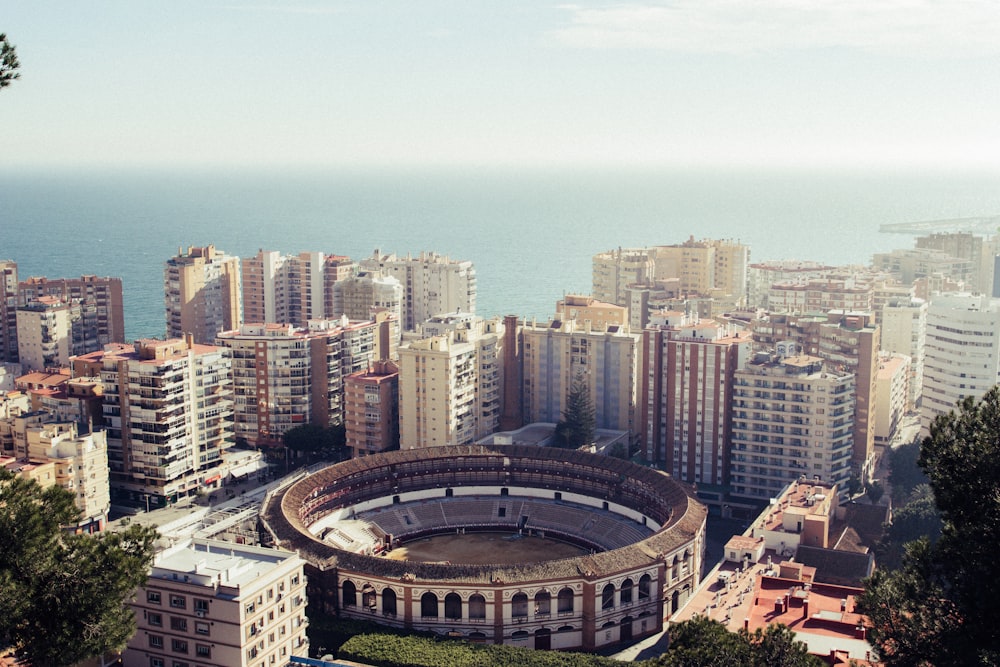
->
<box><xmin>4</xmin><ymin>1</ymin><xmax>1000</xmax><ymax>169</ymax></box>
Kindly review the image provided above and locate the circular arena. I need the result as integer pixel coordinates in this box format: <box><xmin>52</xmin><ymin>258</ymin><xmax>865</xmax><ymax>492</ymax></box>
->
<box><xmin>261</xmin><ymin>445</ymin><xmax>707</xmax><ymax>652</ymax></box>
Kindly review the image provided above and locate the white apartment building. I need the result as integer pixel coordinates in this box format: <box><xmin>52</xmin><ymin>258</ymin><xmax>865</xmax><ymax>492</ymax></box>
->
<box><xmin>332</xmin><ymin>270</ymin><xmax>403</xmax><ymax>331</ymax></box>
<box><xmin>216</xmin><ymin>318</ymin><xmax>383</xmax><ymax>447</ymax></box>
<box><xmin>766</xmin><ymin>277</ymin><xmax>873</xmax><ymax>316</ymax></box>
<box><xmin>880</xmin><ymin>297</ymin><xmax>926</xmax><ymax>410</ymax></box>
<box><xmin>731</xmin><ymin>354</ymin><xmax>855</xmax><ymax>504</ymax></box>
<box><xmin>592</xmin><ymin>248</ymin><xmax>655</xmax><ymax>307</ymax></box>
<box><xmin>521</xmin><ymin>318</ymin><xmax>639</xmax><ymax>434</ymax></box>
<box><xmin>75</xmin><ymin>337</ymin><xmax>233</xmax><ymax>508</ymax></box>
<box><xmin>921</xmin><ymin>293</ymin><xmax>1000</xmax><ymax>433</ymax></box>
<box><xmin>360</xmin><ymin>250</ymin><xmax>476</xmax><ymax>332</ymax></box>
<box><xmin>242</xmin><ymin>250</ymin><xmax>356</xmax><ymax>327</ymax></box>
<box><xmin>747</xmin><ymin>260</ymin><xmax>837</xmax><ymax>310</ymax></box>
<box><xmin>125</xmin><ymin>539</ymin><xmax>309</xmax><ymax>667</ymax></box>
<box><xmin>398</xmin><ymin>317</ymin><xmax>504</xmax><ymax>448</ymax></box>
<box><xmin>16</xmin><ymin>296</ymin><xmax>99</xmax><ymax>372</ymax></box>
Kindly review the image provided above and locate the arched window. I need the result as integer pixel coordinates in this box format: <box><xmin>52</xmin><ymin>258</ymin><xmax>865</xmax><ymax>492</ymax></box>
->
<box><xmin>558</xmin><ymin>587</ymin><xmax>574</xmax><ymax>614</ymax></box>
<box><xmin>421</xmin><ymin>592</ymin><xmax>438</xmax><ymax>618</ymax></box>
<box><xmin>445</xmin><ymin>593</ymin><xmax>462</xmax><ymax>620</ymax></box>
<box><xmin>469</xmin><ymin>594</ymin><xmax>486</xmax><ymax>620</ymax></box>
<box><xmin>512</xmin><ymin>592</ymin><xmax>529</xmax><ymax>618</ymax></box>
<box><xmin>534</xmin><ymin>590</ymin><xmax>551</xmax><ymax>616</ymax></box>
<box><xmin>362</xmin><ymin>584</ymin><xmax>376</xmax><ymax>609</ymax></box>
<box><xmin>601</xmin><ymin>583</ymin><xmax>615</xmax><ymax>610</ymax></box>
<box><xmin>512</xmin><ymin>630</ymin><xmax>529</xmax><ymax>641</ymax></box>
<box><xmin>620</xmin><ymin>578</ymin><xmax>634</xmax><ymax>605</ymax></box>
<box><xmin>342</xmin><ymin>580</ymin><xmax>357</xmax><ymax>608</ymax></box>
<box><xmin>383</xmin><ymin>588</ymin><xmax>397</xmax><ymax>617</ymax></box>
<box><xmin>638</xmin><ymin>574</ymin><xmax>652</xmax><ymax>600</ymax></box>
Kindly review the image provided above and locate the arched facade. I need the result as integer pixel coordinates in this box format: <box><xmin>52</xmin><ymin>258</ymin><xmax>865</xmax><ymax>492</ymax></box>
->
<box><xmin>261</xmin><ymin>445</ymin><xmax>707</xmax><ymax>651</ymax></box>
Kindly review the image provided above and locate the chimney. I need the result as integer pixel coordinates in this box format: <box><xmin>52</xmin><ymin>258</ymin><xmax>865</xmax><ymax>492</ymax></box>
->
<box><xmin>802</xmin><ymin>598</ymin><xmax>809</xmax><ymax>619</ymax></box>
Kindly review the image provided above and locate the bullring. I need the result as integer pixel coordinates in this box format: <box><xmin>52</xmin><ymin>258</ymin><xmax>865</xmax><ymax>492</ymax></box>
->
<box><xmin>261</xmin><ymin>444</ymin><xmax>707</xmax><ymax>651</ymax></box>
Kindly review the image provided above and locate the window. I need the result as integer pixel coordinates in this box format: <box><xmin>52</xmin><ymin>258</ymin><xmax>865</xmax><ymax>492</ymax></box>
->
<box><xmin>171</xmin><ymin>638</ymin><xmax>188</xmax><ymax>653</ymax></box>
<box><xmin>445</xmin><ymin>593</ymin><xmax>462</xmax><ymax>620</ymax></box>
<box><xmin>169</xmin><ymin>594</ymin><xmax>186</xmax><ymax>609</ymax></box>
<box><xmin>150</xmin><ymin>659</ymin><xmax>164</xmax><ymax>667</ymax></box>
<box><xmin>638</xmin><ymin>574</ymin><xmax>652</xmax><ymax>600</ymax></box>
<box><xmin>147</xmin><ymin>591</ymin><xmax>162</xmax><ymax>605</ymax></box>
<box><xmin>194</xmin><ymin>621</ymin><xmax>209</xmax><ymax>636</ymax></box>
<box><xmin>420</xmin><ymin>592</ymin><xmax>438</xmax><ymax>618</ymax></box>
<box><xmin>620</xmin><ymin>579</ymin><xmax>634</xmax><ymax>605</ymax></box>
<box><xmin>149</xmin><ymin>635</ymin><xmax>163</xmax><ymax>649</ymax></box>
<box><xmin>194</xmin><ymin>598</ymin><xmax>209</xmax><ymax>613</ymax></box>
<box><xmin>170</xmin><ymin>617</ymin><xmax>187</xmax><ymax>632</ymax></box>
<box><xmin>342</xmin><ymin>581</ymin><xmax>357</xmax><ymax>608</ymax></box>
<box><xmin>195</xmin><ymin>644</ymin><xmax>211</xmax><ymax>658</ymax></box>
<box><xmin>148</xmin><ymin>612</ymin><xmax>162</xmax><ymax>627</ymax></box>
<box><xmin>512</xmin><ymin>593</ymin><xmax>528</xmax><ymax>618</ymax></box>
<box><xmin>557</xmin><ymin>588</ymin><xmax>574</xmax><ymax>614</ymax></box>
<box><xmin>469</xmin><ymin>594</ymin><xmax>486</xmax><ymax>620</ymax></box>
<box><xmin>601</xmin><ymin>584</ymin><xmax>615</xmax><ymax>610</ymax></box>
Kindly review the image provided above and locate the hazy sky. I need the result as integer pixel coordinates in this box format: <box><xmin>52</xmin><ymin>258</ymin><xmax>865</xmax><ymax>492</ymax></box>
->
<box><xmin>4</xmin><ymin>1</ymin><xmax>1000</xmax><ymax>168</ymax></box>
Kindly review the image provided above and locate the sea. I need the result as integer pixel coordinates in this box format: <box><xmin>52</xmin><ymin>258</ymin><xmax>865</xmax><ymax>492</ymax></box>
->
<box><xmin>2</xmin><ymin>165</ymin><xmax>1000</xmax><ymax>341</ymax></box>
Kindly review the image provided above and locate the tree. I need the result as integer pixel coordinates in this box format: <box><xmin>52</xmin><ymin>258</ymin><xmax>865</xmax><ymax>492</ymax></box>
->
<box><xmin>0</xmin><ymin>470</ymin><xmax>158</xmax><ymax>666</ymax></box>
<box><xmin>874</xmin><ymin>484</ymin><xmax>942</xmax><ymax>571</ymax></box>
<box><xmin>858</xmin><ymin>387</ymin><xmax>1000</xmax><ymax>665</ymax></box>
<box><xmin>864</xmin><ymin>479</ymin><xmax>884</xmax><ymax>505</ymax></box>
<box><xmin>283</xmin><ymin>423</ymin><xmax>347</xmax><ymax>461</ymax></box>
<box><xmin>555</xmin><ymin>372</ymin><xmax>596</xmax><ymax>449</ymax></box>
<box><xmin>649</xmin><ymin>616</ymin><xmax>821</xmax><ymax>667</ymax></box>
<box><xmin>887</xmin><ymin>441</ymin><xmax>929</xmax><ymax>504</ymax></box>
<box><xmin>0</xmin><ymin>33</ymin><xmax>19</xmax><ymax>89</ymax></box>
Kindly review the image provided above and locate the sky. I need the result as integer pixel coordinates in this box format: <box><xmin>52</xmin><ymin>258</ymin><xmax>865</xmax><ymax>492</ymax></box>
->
<box><xmin>3</xmin><ymin>1</ymin><xmax>1000</xmax><ymax>169</ymax></box>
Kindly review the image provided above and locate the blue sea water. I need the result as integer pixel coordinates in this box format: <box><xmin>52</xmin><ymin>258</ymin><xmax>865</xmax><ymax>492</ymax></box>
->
<box><xmin>2</xmin><ymin>165</ymin><xmax>1000</xmax><ymax>341</ymax></box>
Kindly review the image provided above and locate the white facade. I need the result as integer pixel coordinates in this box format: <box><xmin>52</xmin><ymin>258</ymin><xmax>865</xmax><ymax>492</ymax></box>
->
<box><xmin>592</xmin><ymin>248</ymin><xmax>655</xmax><ymax>307</ymax></box>
<box><xmin>360</xmin><ymin>250</ymin><xmax>476</xmax><ymax>332</ymax></box>
<box><xmin>332</xmin><ymin>271</ymin><xmax>403</xmax><ymax>333</ymax></box>
<box><xmin>398</xmin><ymin>317</ymin><xmax>503</xmax><ymax>448</ymax></box>
<box><xmin>125</xmin><ymin>539</ymin><xmax>308</xmax><ymax>667</ymax></box>
<box><xmin>874</xmin><ymin>354</ymin><xmax>910</xmax><ymax>446</ymax></box>
<box><xmin>921</xmin><ymin>293</ymin><xmax>1000</xmax><ymax>433</ymax></box>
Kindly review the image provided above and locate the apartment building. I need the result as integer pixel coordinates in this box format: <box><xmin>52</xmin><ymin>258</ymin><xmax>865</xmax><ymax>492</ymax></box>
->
<box><xmin>638</xmin><ymin>312</ymin><xmax>751</xmax><ymax>492</ymax></box>
<box><xmin>74</xmin><ymin>336</ymin><xmax>233</xmax><ymax>508</ymax></box>
<box><xmin>242</xmin><ymin>250</ymin><xmax>357</xmax><ymax>326</ymax></box>
<box><xmin>652</xmin><ymin>237</ymin><xmax>749</xmax><ymax>306</ymax></box>
<box><xmin>521</xmin><ymin>317</ymin><xmax>638</xmax><ymax>435</ymax></box>
<box><xmin>16</xmin><ymin>296</ymin><xmax>100</xmax><ymax>372</ymax></box>
<box><xmin>915</xmin><ymin>232</ymin><xmax>987</xmax><ymax>293</ymax></box>
<box><xmin>215</xmin><ymin>318</ymin><xmax>384</xmax><ymax>447</ymax></box>
<box><xmin>165</xmin><ymin>245</ymin><xmax>242</xmax><ymax>344</ymax></box>
<box><xmin>921</xmin><ymin>293</ymin><xmax>1000</xmax><ymax>433</ymax></box>
<box><xmin>343</xmin><ymin>360</ymin><xmax>400</xmax><ymax>457</ymax></box>
<box><xmin>874</xmin><ymin>354</ymin><xmax>910</xmax><ymax>447</ymax></box>
<box><xmin>331</xmin><ymin>270</ymin><xmax>403</xmax><ymax>332</ymax></box>
<box><xmin>17</xmin><ymin>274</ymin><xmax>125</xmax><ymax>346</ymax></box>
<box><xmin>880</xmin><ymin>297</ymin><xmax>926</xmax><ymax>411</ymax></box>
<box><xmin>359</xmin><ymin>250</ymin><xmax>476</xmax><ymax>332</ymax></box>
<box><xmin>398</xmin><ymin>317</ymin><xmax>504</xmax><ymax>448</ymax></box>
<box><xmin>125</xmin><ymin>539</ymin><xmax>309</xmax><ymax>667</ymax></box>
<box><xmin>766</xmin><ymin>276</ymin><xmax>873</xmax><ymax>315</ymax></box>
<box><xmin>872</xmin><ymin>247</ymin><xmax>972</xmax><ymax>287</ymax></box>
<box><xmin>746</xmin><ymin>260</ymin><xmax>838</xmax><ymax>310</ymax></box>
<box><xmin>591</xmin><ymin>247</ymin><xmax>655</xmax><ymax>307</ymax></box>
<box><xmin>0</xmin><ymin>260</ymin><xmax>18</xmax><ymax>363</ymax></box>
<box><xmin>554</xmin><ymin>294</ymin><xmax>628</xmax><ymax>332</ymax></box>
<box><xmin>730</xmin><ymin>354</ymin><xmax>855</xmax><ymax>504</ymax></box>
<box><xmin>752</xmin><ymin>311</ymin><xmax>880</xmax><ymax>479</ymax></box>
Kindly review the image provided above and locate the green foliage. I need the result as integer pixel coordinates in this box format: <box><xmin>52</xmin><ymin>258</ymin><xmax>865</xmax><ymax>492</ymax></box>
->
<box><xmin>338</xmin><ymin>633</ymin><xmax>624</xmax><ymax>667</ymax></box>
<box><xmin>306</xmin><ymin>610</ymin><xmax>433</xmax><ymax>656</ymax></box>
<box><xmin>874</xmin><ymin>484</ymin><xmax>942</xmax><ymax>570</ymax></box>
<box><xmin>555</xmin><ymin>372</ymin><xmax>596</xmax><ymax>449</ymax></box>
<box><xmin>0</xmin><ymin>470</ymin><xmax>158</xmax><ymax>666</ymax></box>
<box><xmin>859</xmin><ymin>387</ymin><xmax>1000</xmax><ymax>665</ymax></box>
<box><xmin>283</xmin><ymin>422</ymin><xmax>347</xmax><ymax>460</ymax></box>
<box><xmin>864</xmin><ymin>479</ymin><xmax>884</xmax><ymax>505</ymax></box>
<box><xmin>887</xmin><ymin>441</ymin><xmax>928</xmax><ymax>504</ymax></box>
<box><xmin>648</xmin><ymin>617</ymin><xmax>821</xmax><ymax>667</ymax></box>
<box><xmin>0</xmin><ymin>33</ymin><xmax>19</xmax><ymax>90</ymax></box>
<box><xmin>846</xmin><ymin>473</ymin><xmax>864</xmax><ymax>498</ymax></box>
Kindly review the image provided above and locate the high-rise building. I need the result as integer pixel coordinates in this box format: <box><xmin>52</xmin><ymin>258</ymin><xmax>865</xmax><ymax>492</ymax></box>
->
<box><xmin>344</xmin><ymin>360</ymin><xmax>399</xmax><ymax>457</ymax></box>
<box><xmin>592</xmin><ymin>247</ymin><xmax>655</xmax><ymax>307</ymax></box>
<box><xmin>746</xmin><ymin>260</ymin><xmax>837</xmax><ymax>310</ymax></box>
<box><xmin>75</xmin><ymin>336</ymin><xmax>233</xmax><ymax>508</ymax></box>
<box><xmin>766</xmin><ymin>276</ymin><xmax>873</xmax><ymax>315</ymax></box>
<box><xmin>216</xmin><ymin>318</ymin><xmax>384</xmax><ymax>447</ymax></box>
<box><xmin>0</xmin><ymin>260</ymin><xmax>18</xmax><ymax>363</ymax></box>
<box><xmin>730</xmin><ymin>354</ymin><xmax>854</xmax><ymax>504</ymax></box>
<box><xmin>17</xmin><ymin>275</ymin><xmax>125</xmax><ymax>346</ymax></box>
<box><xmin>332</xmin><ymin>271</ymin><xmax>403</xmax><ymax>331</ymax></box>
<box><xmin>752</xmin><ymin>311</ymin><xmax>880</xmax><ymax>479</ymax></box>
<box><xmin>16</xmin><ymin>296</ymin><xmax>100</xmax><ymax>372</ymax></box>
<box><xmin>638</xmin><ymin>312</ymin><xmax>752</xmax><ymax>491</ymax></box>
<box><xmin>921</xmin><ymin>293</ymin><xmax>1000</xmax><ymax>433</ymax></box>
<box><xmin>521</xmin><ymin>318</ymin><xmax>638</xmax><ymax>434</ymax></box>
<box><xmin>915</xmin><ymin>232</ymin><xmax>986</xmax><ymax>292</ymax></box>
<box><xmin>165</xmin><ymin>245</ymin><xmax>242</xmax><ymax>344</ymax></box>
<box><xmin>124</xmin><ymin>538</ymin><xmax>309</xmax><ymax>667</ymax></box>
<box><xmin>398</xmin><ymin>317</ymin><xmax>504</xmax><ymax>447</ymax></box>
<box><xmin>360</xmin><ymin>250</ymin><xmax>476</xmax><ymax>332</ymax></box>
<box><xmin>651</xmin><ymin>237</ymin><xmax>749</xmax><ymax>307</ymax></box>
<box><xmin>871</xmin><ymin>247</ymin><xmax>972</xmax><ymax>287</ymax></box>
<box><xmin>874</xmin><ymin>353</ymin><xmax>910</xmax><ymax>447</ymax></box>
<box><xmin>241</xmin><ymin>250</ymin><xmax>356</xmax><ymax>326</ymax></box>
<box><xmin>880</xmin><ymin>297</ymin><xmax>926</xmax><ymax>410</ymax></box>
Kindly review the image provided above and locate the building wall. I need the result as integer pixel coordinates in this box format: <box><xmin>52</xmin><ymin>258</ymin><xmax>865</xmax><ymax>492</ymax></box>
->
<box><xmin>344</xmin><ymin>360</ymin><xmax>399</xmax><ymax>457</ymax></box>
<box><xmin>18</xmin><ymin>275</ymin><xmax>125</xmax><ymax>346</ymax></box>
<box><xmin>874</xmin><ymin>354</ymin><xmax>909</xmax><ymax>446</ymax></box>
<box><xmin>165</xmin><ymin>245</ymin><xmax>242</xmax><ymax>344</ymax></box>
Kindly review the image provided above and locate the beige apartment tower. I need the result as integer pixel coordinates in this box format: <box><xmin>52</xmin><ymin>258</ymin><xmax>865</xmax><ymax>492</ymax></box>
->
<box><xmin>165</xmin><ymin>245</ymin><xmax>242</xmax><ymax>344</ymax></box>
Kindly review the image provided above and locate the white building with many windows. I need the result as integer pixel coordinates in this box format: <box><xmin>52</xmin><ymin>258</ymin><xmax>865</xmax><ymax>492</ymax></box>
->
<box><xmin>124</xmin><ymin>538</ymin><xmax>309</xmax><ymax>667</ymax></box>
